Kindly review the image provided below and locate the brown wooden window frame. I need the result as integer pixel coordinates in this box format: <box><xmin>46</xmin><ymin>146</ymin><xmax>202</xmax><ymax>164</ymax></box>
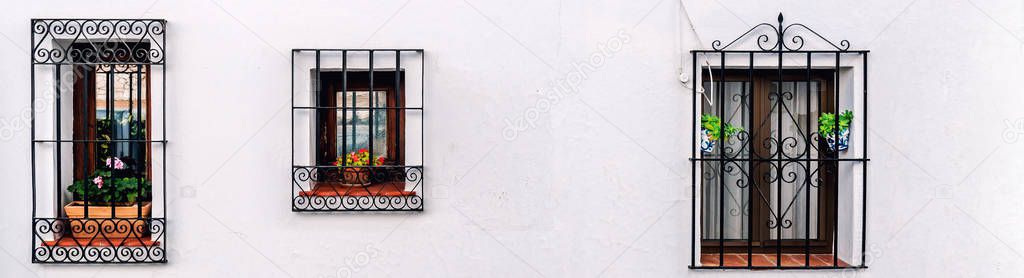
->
<box><xmin>314</xmin><ymin>70</ymin><xmax>406</xmax><ymax>178</ymax></box>
<box><xmin>699</xmin><ymin>69</ymin><xmax>838</xmax><ymax>254</ymax></box>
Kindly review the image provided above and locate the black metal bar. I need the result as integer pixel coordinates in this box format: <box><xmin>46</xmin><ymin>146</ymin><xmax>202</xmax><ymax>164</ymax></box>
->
<box><xmin>107</xmin><ymin>68</ymin><xmax>115</xmax><ymax>218</ymax></box>
<box><xmin>834</xmin><ymin>52</ymin><xmax>840</xmax><ymax>267</ymax></box>
<box><xmin>129</xmin><ymin>66</ymin><xmax>137</xmax><ymax>217</ymax></box>
<box><xmin>162</xmin><ymin>26</ymin><xmax>169</xmax><ymax>241</ymax></box>
<box><xmin>718</xmin><ymin>52</ymin><xmax>725</xmax><ymax>264</ymax></box>
<box><xmin>688</xmin><ymin>266</ymin><xmax>864</xmax><ymax>270</ymax></box>
<box><xmin>746</xmin><ymin>51</ymin><xmax>753</xmax><ymax>268</ymax></box>
<box><xmin>691</xmin><ymin>50</ymin><xmax>870</xmax><ymax>54</ymax></box>
<box><xmin>805</xmin><ymin>52</ymin><xmax>812</xmax><ymax>266</ymax></box>
<box><xmin>776</xmin><ymin>30</ymin><xmax>783</xmax><ymax>268</ymax></box>
<box><xmin>30</xmin><ymin>19</ymin><xmax>37</xmax><ymax>226</ymax></box>
<box><xmin>421</xmin><ymin>50</ymin><xmax>427</xmax><ymax>211</ymax></box>
<box><xmin>689</xmin><ymin>51</ymin><xmax>697</xmax><ymax>267</ymax></box>
<box><xmin>369</xmin><ymin>50</ymin><xmax>375</xmax><ymax>171</ymax></box>
<box><xmin>54</xmin><ymin>64</ymin><xmax>63</xmax><ymax>217</ymax></box>
<box><xmin>291</xmin><ymin>106</ymin><xmax>423</xmax><ymax>110</ymax></box>
<box><xmin>33</xmin><ymin>139</ymin><xmax>168</xmax><ymax>143</ymax></box>
<box><xmin>690</xmin><ymin>158</ymin><xmax>868</xmax><ymax>162</ymax></box>
<box><xmin>860</xmin><ymin>52</ymin><xmax>869</xmax><ymax>267</ymax></box>
<box><xmin>395</xmin><ymin>51</ymin><xmax>402</xmax><ymax>164</ymax></box>
<box><xmin>342</xmin><ymin>50</ymin><xmax>348</xmax><ymax>166</ymax></box>
<box><xmin>136</xmin><ymin>65</ymin><xmax>143</xmax><ymax>217</ymax></box>
<box><xmin>290</xmin><ymin>49</ymin><xmax>295</xmax><ymax>209</ymax></box>
<box><xmin>293</xmin><ymin>48</ymin><xmax>424</xmax><ymax>52</ymax></box>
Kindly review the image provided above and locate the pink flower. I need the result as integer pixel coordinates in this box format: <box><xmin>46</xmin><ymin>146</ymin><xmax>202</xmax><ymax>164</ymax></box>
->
<box><xmin>113</xmin><ymin>158</ymin><xmax>125</xmax><ymax>170</ymax></box>
<box><xmin>92</xmin><ymin>176</ymin><xmax>104</xmax><ymax>189</ymax></box>
<box><xmin>106</xmin><ymin>157</ymin><xmax>125</xmax><ymax>170</ymax></box>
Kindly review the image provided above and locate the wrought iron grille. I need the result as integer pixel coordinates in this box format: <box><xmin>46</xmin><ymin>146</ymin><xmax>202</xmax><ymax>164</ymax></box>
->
<box><xmin>30</xmin><ymin>19</ymin><xmax>168</xmax><ymax>264</ymax></box>
<box><xmin>291</xmin><ymin>49</ymin><xmax>424</xmax><ymax>212</ymax></box>
<box><xmin>688</xmin><ymin>14</ymin><xmax>868</xmax><ymax>269</ymax></box>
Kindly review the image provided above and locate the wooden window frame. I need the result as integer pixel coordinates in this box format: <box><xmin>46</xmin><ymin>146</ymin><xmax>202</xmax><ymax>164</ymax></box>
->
<box><xmin>699</xmin><ymin>69</ymin><xmax>838</xmax><ymax>254</ymax></box>
<box><xmin>314</xmin><ymin>70</ymin><xmax>406</xmax><ymax>168</ymax></box>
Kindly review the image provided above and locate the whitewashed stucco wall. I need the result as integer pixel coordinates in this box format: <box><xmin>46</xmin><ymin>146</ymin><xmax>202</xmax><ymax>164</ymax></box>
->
<box><xmin>1</xmin><ymin>0</ymin><xmax>1023</xmax><ymax>277</ymax></box>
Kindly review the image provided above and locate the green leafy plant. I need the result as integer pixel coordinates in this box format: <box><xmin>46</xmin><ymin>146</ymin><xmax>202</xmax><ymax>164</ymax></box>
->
<box><xmin>701</xmin><ymin>114</ymin><xmax>743</xmax><ymax>141</ymax></box>
<box><xmin>67</xmin><ymin>157</ymin><xmax>151</xmax><ymax>204</ymax></box>
<box><xmin>818</xmin><ymin>110</ymin><xmax>853</xmax><ymax>135</ymax></box>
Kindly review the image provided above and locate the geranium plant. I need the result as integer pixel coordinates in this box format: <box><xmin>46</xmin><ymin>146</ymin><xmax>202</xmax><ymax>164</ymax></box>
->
<box><xmin>701</xmin><ymin>114</ymin><xmax>743</xmax><ymax>141</ymax></box>
<box><xmin>334</xmin><ymin>148</ymin><xmax>386</xmax><ymax>167</ymax></box>
<box><xmin>818</xmin><ymin>110</ymin><xmax>853</xmax><ymax>135</ymax></box>
<box><xmin>67</xmin><ymin>157</ymin><xmax>151</xmax><ymax>204</ymax></box>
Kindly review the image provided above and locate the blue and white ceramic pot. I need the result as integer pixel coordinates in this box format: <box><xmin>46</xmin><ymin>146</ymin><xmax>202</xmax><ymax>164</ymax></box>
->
<box><xmin>825</xmin><ymin>129</ymin><xmax>850</xmax><ymax>152</ymax></box>
<box><xmin>700</xmin><ymin>129</ymin><xmax>715</xmax><ymax>153</ymax></box>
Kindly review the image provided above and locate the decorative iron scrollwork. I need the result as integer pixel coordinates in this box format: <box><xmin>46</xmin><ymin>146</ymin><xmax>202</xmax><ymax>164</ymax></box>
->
<box><xmin>32</xmin><ymin>218</ymin><xmax>166</xmax><ymax>263</ymax></box>
<box><xmin>710</xmin><ymin>13</ymin><xmax>850</xmax><ymax>52</ymax></box>
<box><xmin>292</xmin><ymin>166</ymin><xmax>424</xmax><ymax>211</ymax></box>
<box><xmin>32</xmin><ymin>19</ymin><xmax>166</xmax><ymax>64</ymax></box>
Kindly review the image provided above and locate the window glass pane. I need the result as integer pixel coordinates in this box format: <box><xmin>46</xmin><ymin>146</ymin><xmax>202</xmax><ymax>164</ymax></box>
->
<box><xmin>336</xmin><ymin>90</ymin><xmax>387</xmax><ymax>160</ymax></box>
<box><xmin>95</xmin><ymin>65</ymin><xmax>147</xmax><ymax>172</ymax></box>
<box><xmin>701</xmin><ymin>81</ymin><xmax>750</xmax><ymax>240</ymax></box>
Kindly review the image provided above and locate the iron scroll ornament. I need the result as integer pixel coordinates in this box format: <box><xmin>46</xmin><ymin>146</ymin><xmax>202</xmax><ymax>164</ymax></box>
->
<box><xmin>710</xmin><ymin>13</ymin><xmax>851</xmax><ymax>52</ymax></box>
<box><xmin>31</xmin><ymin>19</ymin><xmax>166</xmax><ymax>64</ymax></box>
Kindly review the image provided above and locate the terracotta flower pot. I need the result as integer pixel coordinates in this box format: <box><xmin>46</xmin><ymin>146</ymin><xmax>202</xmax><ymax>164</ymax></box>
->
<box><xmin>342</xmin><ymin>167</ymin><xmax>372</xmax><ymax>187</ymax></box>
<box><xmin>63</xmin><ymin>202</ymin><xmax>151</xmax><ymax>239</ymax></box>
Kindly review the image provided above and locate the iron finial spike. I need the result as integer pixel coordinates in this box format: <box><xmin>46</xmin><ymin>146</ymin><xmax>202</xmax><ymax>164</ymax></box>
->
<box><xmin>778</xmin><ymin>13</ymin><xmax>784</xmax><ymax>24</ymax></box>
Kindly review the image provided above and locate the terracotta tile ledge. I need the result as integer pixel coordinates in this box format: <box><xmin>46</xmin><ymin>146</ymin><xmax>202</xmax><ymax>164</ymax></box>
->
<box><xmin>700</xmin><ymin>253</ymin><xmax>849</xmax><ymax>268</ymax></box>
<box><xmin>300</xmin><ymin>182</ymin><xmax>417</xmax><ymax>197</ymax></box>
<box><xmin>43</xmin><ymin>236</ymin><xmax>160</xmax><ymax>247</ymax></box>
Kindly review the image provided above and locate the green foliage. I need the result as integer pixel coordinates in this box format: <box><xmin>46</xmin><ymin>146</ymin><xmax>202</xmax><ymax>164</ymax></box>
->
<box><xmin>67</xmin><ymin>168</ymin><xmax>151</xmax><ymax>204</ymax></box>
<box><xmin>701</xmin><ymin>114</ymin><xmax>743</xmax><ymax>141</ymax></box>
<box><xmin>818</xmin><ymin>110</ymin><xmax>853</xmax><ymax>135</ymax></box>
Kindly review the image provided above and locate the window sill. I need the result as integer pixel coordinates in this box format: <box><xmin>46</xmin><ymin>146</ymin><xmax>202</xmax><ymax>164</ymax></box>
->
<box><xmin>42</xmin><ymin>236</ymin><xmax>160</xmax><ymax>247</ymax></box>
<box><xmin>699</xmin><ymin>253</ymin><xmax>849</xmax><ymax>268</ymax></box>
<box><xmin>300</xmin><ymin>182</ymin><xmax>417</xmax><ymax>197</ymax></box>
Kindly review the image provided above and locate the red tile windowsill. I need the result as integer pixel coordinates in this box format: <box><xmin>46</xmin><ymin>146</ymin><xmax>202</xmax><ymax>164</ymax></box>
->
<box><xmin>43</xmin><ymin>236</ymin><xmax>160</xmax><ymax>247</ymax></box>
<box><xmin>299</xmin><ymin>182</ymin><xmax>416</xmax><ymax>197</ymax></box>
<box><xmin>700</xmin><ymin>253</ymin><xmax>849</xmax><ymax>267</ymax></box>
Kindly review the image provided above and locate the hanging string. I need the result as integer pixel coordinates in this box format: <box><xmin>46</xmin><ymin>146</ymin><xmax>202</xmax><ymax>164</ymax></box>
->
<box><xmin>697</xmin><ymin>53</ymin><xmax>714</xmax><ymax>107</ymax></box>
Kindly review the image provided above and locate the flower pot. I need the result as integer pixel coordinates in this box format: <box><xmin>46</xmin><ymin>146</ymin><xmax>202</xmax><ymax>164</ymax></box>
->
<box><xmin>700</xmin><ymin>129</ymin><xmax>715</xmax><ymax>153</ymax></box>
<box><xmin>63</xmin><ymin>202</ymin><xmax>151</xmax><ymax>239</ymax></box>
<box><xmin>341</xmin><ymin>167</ymin><xmax>372</xmax><ymax>187</ymax></box>
<box><xmin>825</xmin><ymin>129</ymin><xmax>850</xmax><ymax>152</ymax></box>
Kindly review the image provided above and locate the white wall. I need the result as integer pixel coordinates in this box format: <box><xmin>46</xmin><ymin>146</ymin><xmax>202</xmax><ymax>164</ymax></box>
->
<box><xmin>1</xmin><ymin>0</ymin><xmax>1023</xmax><ymax>277</ymax></box>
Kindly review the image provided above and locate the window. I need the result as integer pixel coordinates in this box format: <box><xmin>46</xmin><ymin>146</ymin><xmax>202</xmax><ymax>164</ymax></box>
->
<box><xmin>31</xmin><ymin>19</ymin><xmax>167</xmax><ymax>264</ymax></box>
<box><xmin>292</xmin><ymin>49</ymin><xmax>424</xmax><ymax>211</ymax></box>
<box><xmin>689</xmin><ymin>14</ymin><xmax>867</xmax><ymax>269</ymax></box>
